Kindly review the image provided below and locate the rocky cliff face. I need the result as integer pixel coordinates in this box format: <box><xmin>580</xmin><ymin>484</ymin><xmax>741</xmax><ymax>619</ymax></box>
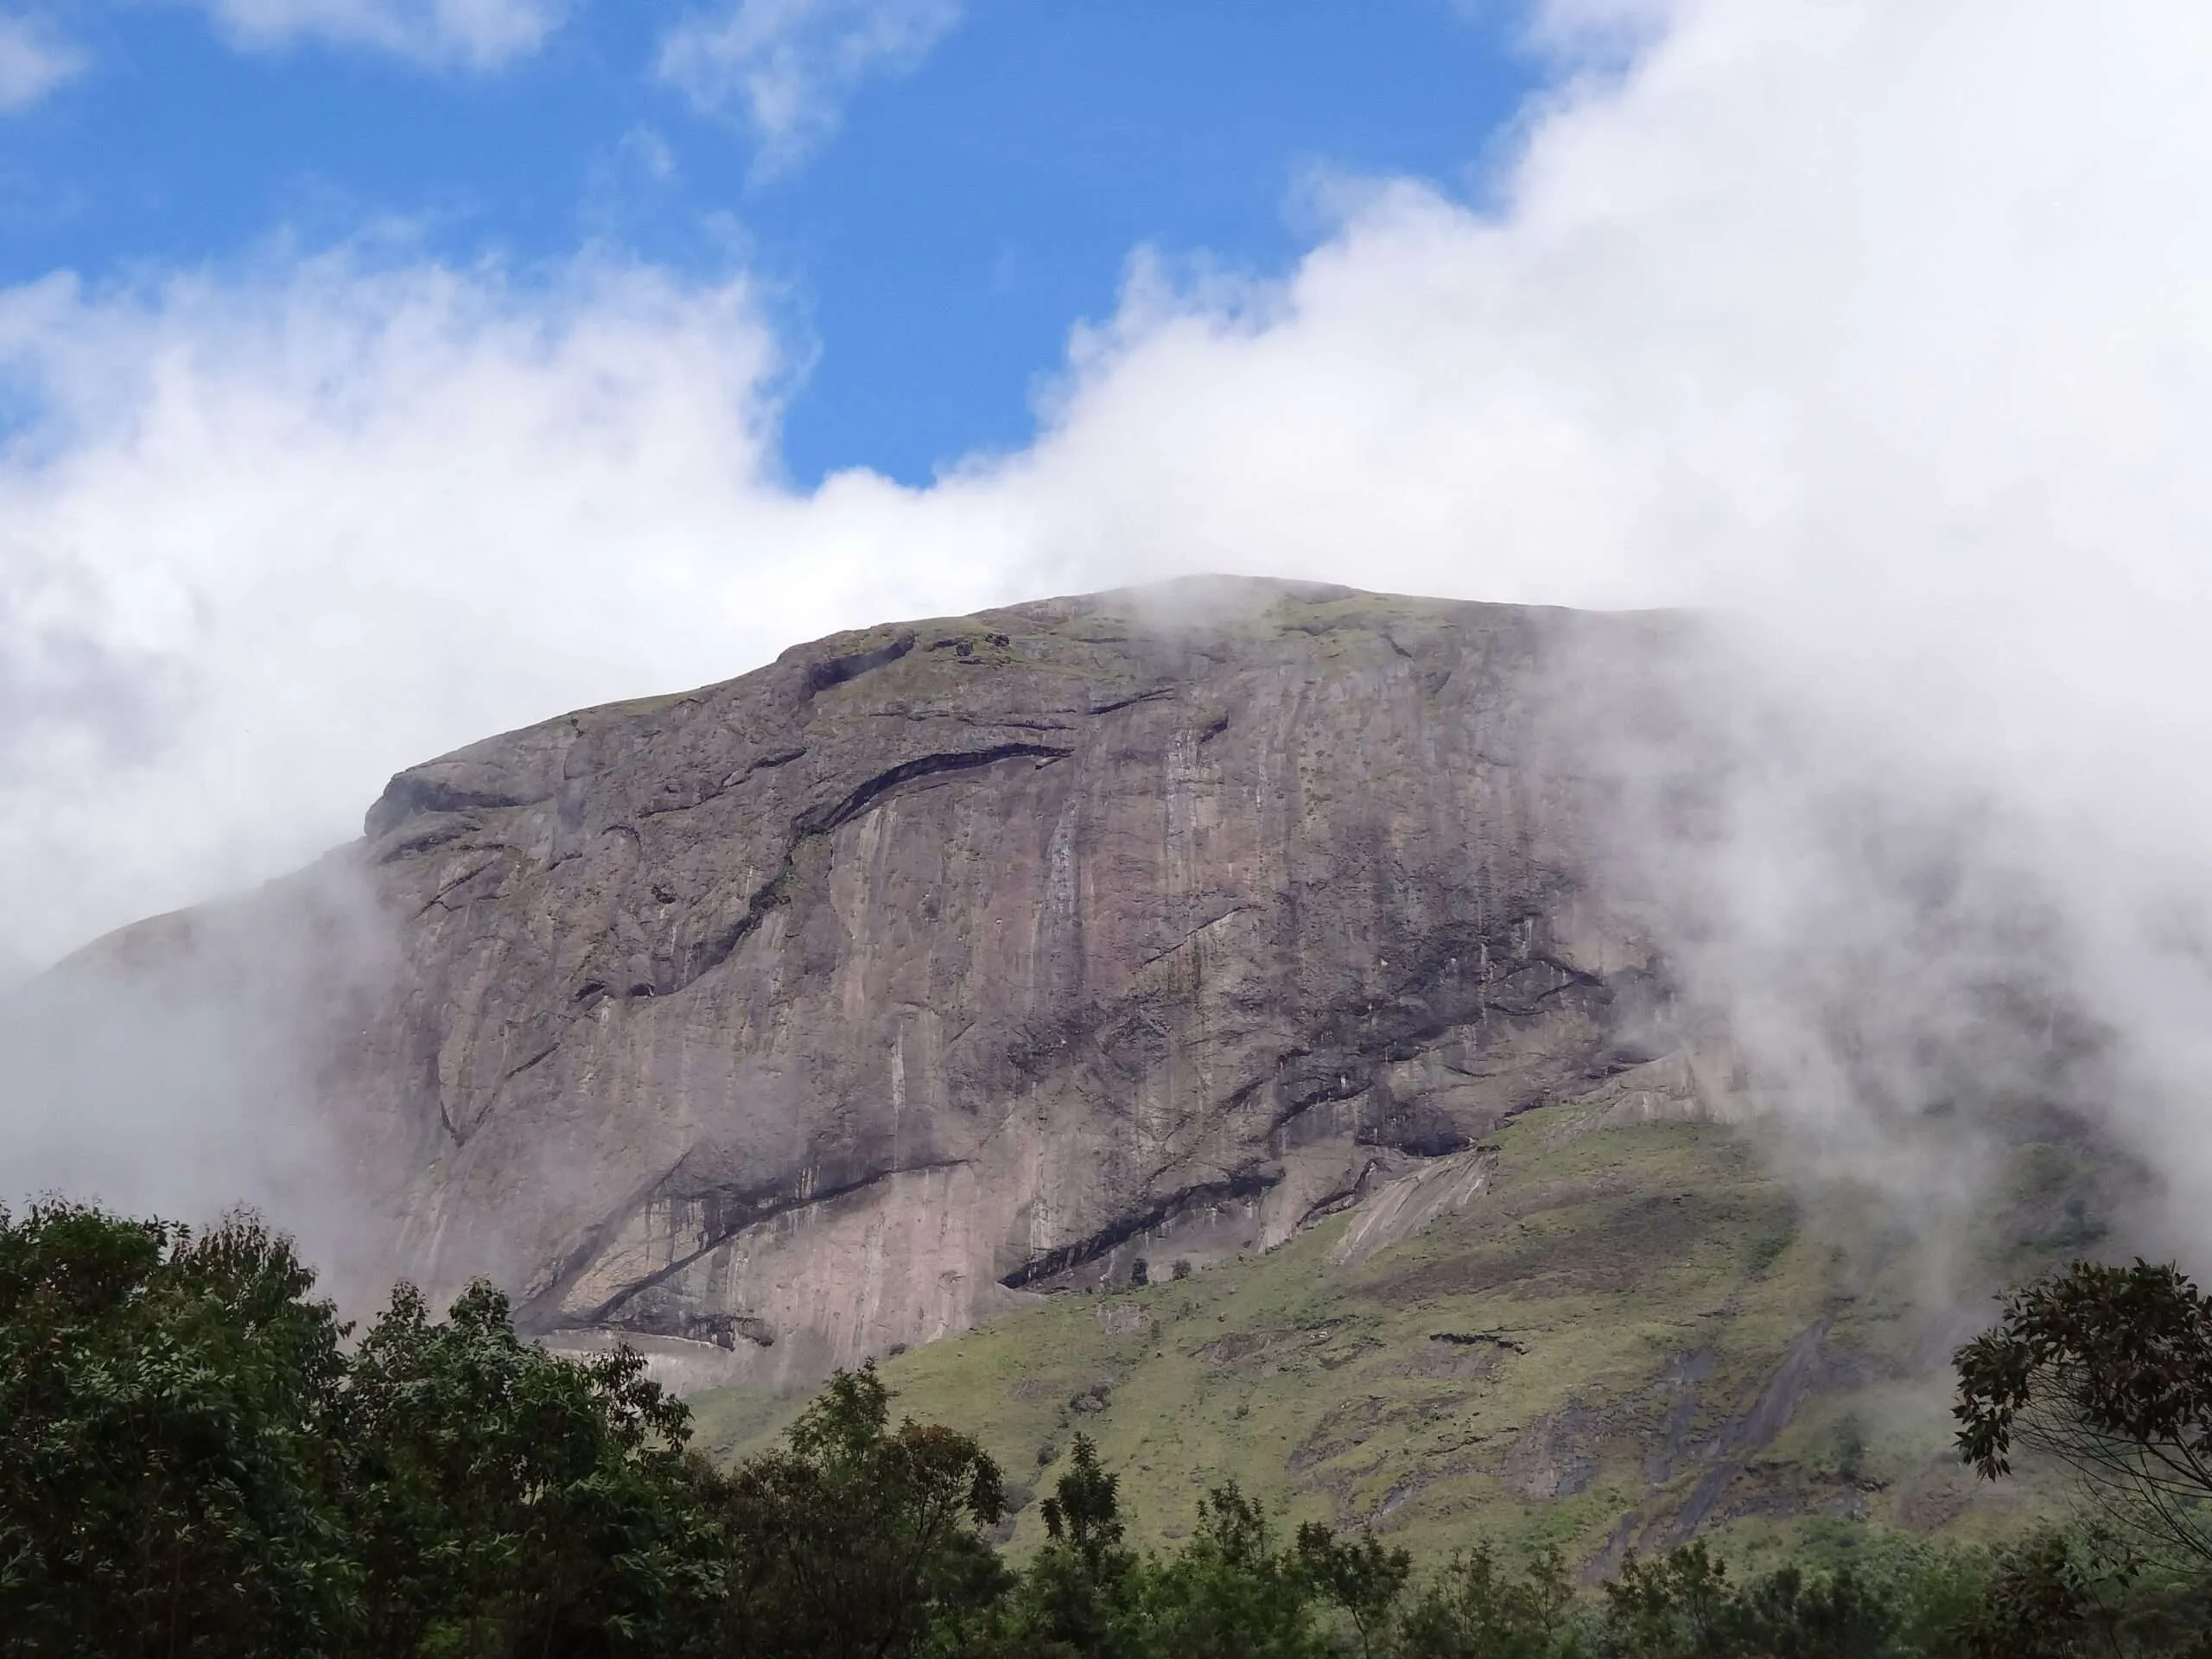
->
<box><xmin>73</xmin><ymin>579</ymin><xmax>1714</xmax><ymax>1390</ymax></box>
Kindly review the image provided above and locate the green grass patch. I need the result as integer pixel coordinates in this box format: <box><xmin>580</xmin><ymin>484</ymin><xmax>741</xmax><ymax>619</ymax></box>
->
<box><xmin>689</xmin><ymin>1106</ymin><xmax>2077</xmax><ymax>1569</ymax></box>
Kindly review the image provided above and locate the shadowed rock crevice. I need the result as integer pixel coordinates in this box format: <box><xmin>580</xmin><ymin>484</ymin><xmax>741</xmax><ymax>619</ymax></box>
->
<box><xmin>581</xmin><ymin>1158</ymin><xmax>976</xmax><ymax>1325</ymax></box>
<box><xmin>804</xmin><ymin>630</ymin><xmax>916</xmax><ymax>696</ymax></box>
<box><xmin>998</xmin><ymin>1172</ymin><xmax>1281</xmax><ymax>1290</ymax></box>
<box><xmin>679</xmin><ymin>741</ymin><xmax>1073</xmax><ymax>988</ymax></box>
<box><xmin>795</xmin><ymin>742</ymin><xmax>1072</xmax><ymax>837</ymax></box>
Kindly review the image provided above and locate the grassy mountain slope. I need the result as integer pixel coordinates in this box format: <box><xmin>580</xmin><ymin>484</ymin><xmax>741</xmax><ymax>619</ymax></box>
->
<box><xmin>690</xmin><ymin>1096</ymin><xmax>2097</xmax><ymax>1571</ymax></box>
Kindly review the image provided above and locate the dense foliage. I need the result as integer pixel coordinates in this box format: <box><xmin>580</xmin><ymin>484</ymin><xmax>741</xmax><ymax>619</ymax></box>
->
<box><xmin>10</xmin><ymin>1202</ymin><xmax>2212</xmax><ymax>1655</ymax></box>
<box><xmin>0</xmin><ymin>1202</ymin><xmax>726</xmax><ymax>1656</ymax></box>
<box><xmin>1955</xmin><ymin>1258</ymin><xmax>2212</xmax><ymax>1565</ymax></box>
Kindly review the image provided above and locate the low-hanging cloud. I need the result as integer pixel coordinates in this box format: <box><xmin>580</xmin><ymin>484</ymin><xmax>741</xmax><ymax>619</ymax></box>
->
<box><xmin>8</xmin><ymin>0</ymin><xmax>2212</xmax><ymax>1266</ymax></box>
<box><xmin>0</xmin><ymin>251</ymin><xmax>1026</xmax><ymax>966</ymax></box>
<box><xmin>186</xmin><ymin>0</ymin><xmax>565</xmax><ymax>69</ymax></box>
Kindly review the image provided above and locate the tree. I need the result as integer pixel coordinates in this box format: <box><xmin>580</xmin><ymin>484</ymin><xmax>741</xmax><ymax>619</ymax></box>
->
<box><xmin>1013</xmin><ymin>1433</ymin><xmax>1136</xmax><ymax>1656</ymax></box>
<box><xmin>1039</xmin><ymin>1434</ymin><xmax>1129</xmax><ymax>1584</ymax></box>
<box><xmin>1598</xmin><ymin>1544</ymin><xmax>1745</xmax><ymax>1658</ymax></box>
<box><xmin>1116</xmin><ymin>1483</ymin><xmax>1328</xmax><ymax>1659</ymax></box>
<box><xmin>1955</xmin><ymin>1259</ymin><xmax>2212</xmax><ymax>1564</ymax></box>
<box><xmin>0</xmin><ymin>1202</ymin><xmax>358</xmax><ymax>1658</ymax></box>
<box><xmin>1594</xmin><ymin>1544</ymin><xmax>1898</xmax><ymax>1659</ymax></box>
<box><xmin>0</xmin><ymin>1200</ymin><xmax>729</xmax><ymax>1658</ymax></box>
<box><xmin>1392</xmin><ymin>1544</ymin><xmax>1580</xmax><ymax>1659</ymax></box>
<box><xmin>1293</xmin><ymin>1522</ymin><xmax>1409</xmax><ymax>1659</ymax></box>
<box><xmin>1946</xmin><ymin>1531</ymin><xmax>2123</xmax><ymax>1659</ymax></box>
<box><xmin>712</xmin><ymin>1363</ymin><xmax>1007</xmax><ymax>1659</ymax></box>
<box><xmin>1729</xmin><ymin>1562</ymin><xmax>1901</xmax><ymax>1659</ymax></box>
<box><xmin>338</xmin><ymin>1278</ymin><xmax>722</xmax><ymax>1657</ymax></box>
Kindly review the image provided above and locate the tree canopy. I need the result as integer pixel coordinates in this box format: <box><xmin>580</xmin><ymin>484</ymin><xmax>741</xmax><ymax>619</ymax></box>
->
<box><xmin>13</xmin><ymin>1198</ymin><xmax>2212</xmax><ymax>1656</ymax></box>
<box><xmin>1955</xmin><ymin>1258</ymin><xmax>2212</xmax><ymax>1565</ymax></box>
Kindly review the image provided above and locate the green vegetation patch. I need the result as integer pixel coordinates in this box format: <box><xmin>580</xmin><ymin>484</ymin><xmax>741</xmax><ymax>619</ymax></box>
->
<box><xmin>12</xmin><ymin>1192</ymin><xmax>2212</xmax><ymax>1656</ymax></box>
<box><xmin>694</xmin><ymin>1104</ymin><xmax>2073</xmax><ymax>1570</ymax></box>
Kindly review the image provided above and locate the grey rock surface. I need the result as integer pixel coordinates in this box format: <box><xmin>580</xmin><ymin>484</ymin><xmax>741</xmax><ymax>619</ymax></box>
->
<box><xmin>67</xmin><ymin>578</ymin><xmax>1706</xmax><ymax>1389</ymax></box>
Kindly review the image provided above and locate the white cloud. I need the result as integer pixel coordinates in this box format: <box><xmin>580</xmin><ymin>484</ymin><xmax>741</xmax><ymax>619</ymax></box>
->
<box><xmin>0</xmin><ymin>251</ymin><xmax>1021</xmax><ymax>963</ymax></box>
<box><xmin>10</xmin><ymin>0</ymin><xmax>2212</xmax><ymax>1252</ymax></box>
<box><xmin>658</xmin><ymin>0</ymin><xmax>961</xmax><ymax>171</ymax></box>
<box><xmin>188</xmin><ymin>0</ymin><xmax>563</xmax><ymax>69</ymax></box>
<box><xmin>0</xmin><ymin>15</ymin><xmax>84</xmax><ymax>111</ymax></box>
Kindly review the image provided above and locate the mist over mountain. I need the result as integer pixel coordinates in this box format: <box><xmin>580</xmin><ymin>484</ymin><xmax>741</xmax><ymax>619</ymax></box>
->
<box><xmin>6</xmin><ymin>576</ymin><xmax>2149</xmax><ymax>1378</ymax></box>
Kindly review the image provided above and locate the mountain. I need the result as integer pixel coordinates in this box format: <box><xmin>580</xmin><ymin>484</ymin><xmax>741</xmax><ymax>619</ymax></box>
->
<box><xmin>34</xmin><ymin>574</ymin><xmax>2120</xmax><ymax>1560</ymax></box>
<box><xmin>52</xmin><ymin>578</ymin><xmax>1704</xmax><ymax>1386</ymax></box>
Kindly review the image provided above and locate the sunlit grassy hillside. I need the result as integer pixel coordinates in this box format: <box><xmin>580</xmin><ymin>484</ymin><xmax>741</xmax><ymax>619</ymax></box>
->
<box><xmin>691</xmin><ymin>1096</ymin><xmax>2098</xmax><ymax>1571</ymax></box>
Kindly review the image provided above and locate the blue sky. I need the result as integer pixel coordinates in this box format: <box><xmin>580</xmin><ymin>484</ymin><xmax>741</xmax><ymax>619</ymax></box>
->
<box><xmin>1</xmin><ymin>2</ymin><xmax>1540</xmax><ymax>485</ymax></box>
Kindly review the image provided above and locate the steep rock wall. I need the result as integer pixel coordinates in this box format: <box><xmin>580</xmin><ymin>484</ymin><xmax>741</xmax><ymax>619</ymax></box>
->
<box><xmin>74</xmin><ymin>579</ymin><xmax>1707</xmax><ymax>1389</ymax></box>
